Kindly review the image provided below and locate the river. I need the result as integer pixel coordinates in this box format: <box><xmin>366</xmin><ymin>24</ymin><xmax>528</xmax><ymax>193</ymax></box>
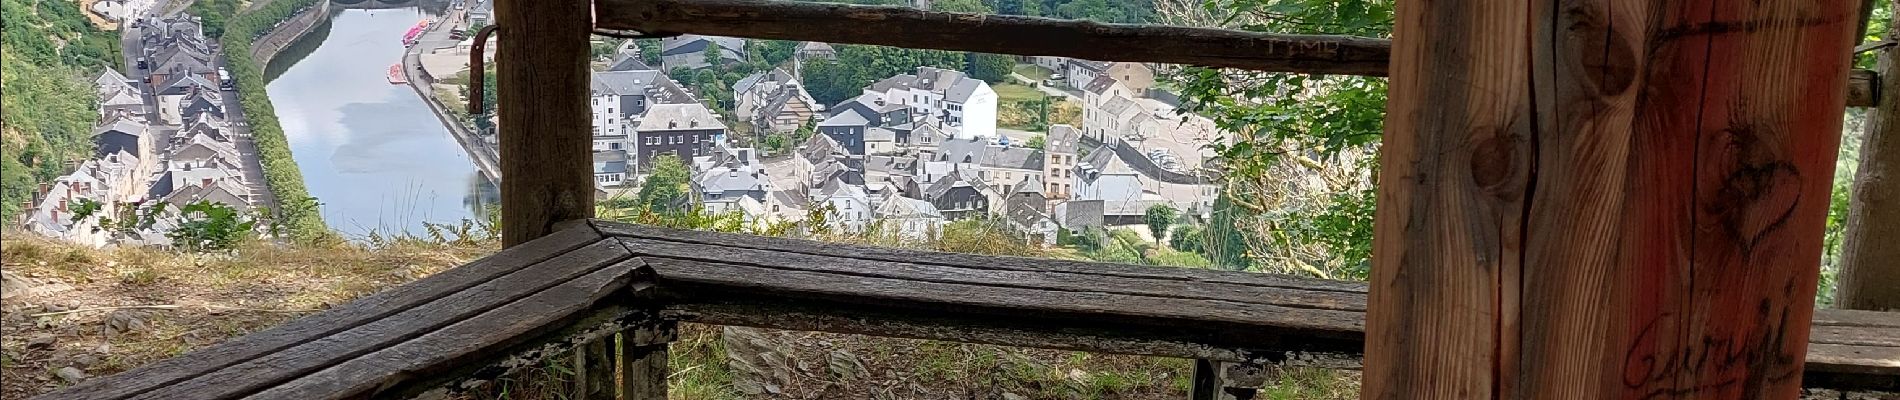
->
<box><xmin>265</xmin><ymin>6</ymin><xmax>497</xmax><ymax>238</ymax></box>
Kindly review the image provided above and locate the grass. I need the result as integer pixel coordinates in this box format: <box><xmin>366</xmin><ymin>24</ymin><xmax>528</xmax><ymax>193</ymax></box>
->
<box><xmin>993</xmin><ymin>83</ymin><xmax>1047</xmax><ymax>103</ymax></box>
<box><xmin>1014</xmin><ymin>64</ymin><xmax>1054</xmax><ymax>82</ymax></box>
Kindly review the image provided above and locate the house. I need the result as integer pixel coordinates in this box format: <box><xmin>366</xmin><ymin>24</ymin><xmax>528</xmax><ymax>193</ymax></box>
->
<box><xmin>92</xmin><ymin>118</ymin><xmax>152</xmax><ymax>161</ymax></box>
<box><xmin>1043</xmin><ymin>124</ymin><xmax>1081</xmax><ymax>200</ymax></box>
<box><xmin>90</xmin><ymin>0</ymin><xmax>155</xmax><ymax>22</ymax></box>
<box><xmin>1002</xmin><ymin>177</ymin><xmax>1059</xmax><ymax>245</ymax></box>
<box><xmin>20</xmin><ymin>178</ymin><xmax>112</xmax><ymax>247</ymax></box>
<box><xmin>1054</xmin><ymin>199</ymin><xmax>1106</xmax><ymax>233</ymax></box>
<box><xmin>733</xmin><ymin>68</ymin><xmax>818</xmax><ymax>134</ymax></box>
<box><xmin>1031</xmin><ymin>56</ymin><xmax>1067</xmax><ymax>77</ymax></box>
<box><xmin>693</xmin><ymin>142</ymin><xmax>770</xmax><ymax>214</ymax></box>
<box><xmin>795</xmin><ymin>41</ymin><xmax>837</xmax><ymax>61</ymax></box>
<box><xmin>1066</xmin><ymin>59</ymin><xmax>1109</xmax><ymax>90</ymax></box>
<box><xmin>154</xmin><ymin>74</ymin><xmax>218</xmax><ymax>125</ymax></box>
<box><xmin>933</xmin><ymin>137</ymin><xmax>1046</xmax><ymax>204</ymax></box>
<box><xmin>100</xmin><ymin>88</ymin><xmax>147</xmax><ymax>121</ymax></box>
<box><xmin>631</xmin><ymin>103</ymin><xmax>727</xmax><ymax>171</ymax></box>
<box><xmin>590</xmin><ymin>69</ymin><xmax>697</xmax><ymax>151</ymax></box>
<box><xmin>816</xmin><ymin>108</ymin><xmax>871</xmax><ymax>155</ymax></box>
<box><xmin>593</xmin><ymin>150</ymin><xmax>630</xmax><ymax>188</ymax></box>
<box><xmin>1102</xmin><ymin>62</ymin><xmax>1156</xmax><ymax>96</ymax></box>
<box><xmin>1082</xmin><ymin>76</ymin><xmax>1159</xmax><ymax>142</ymax></box>
<box><xmin>790</xmin><ymin>133</ymin><xmax>849</xmax><ymax>192</ymax></box>
<box><xmin>863</xmin><ymin>155</ymin><xmax>920</xmax><ymax>198</ymax></box>
<box><xmin>863</xmin><ymin>67</ymin><xmax>997</xmax><ymax>140</ymax></box>
<box><xmin>92</xmin><ymin>151</ymin><xmax>149</xmax><ymax>203</ymax></box>
<box><xmin>811</xmin><ymin>178</ymin><xmax>872</xmax><ymax>232</ymax></box>
<box><xmin>157</xmin><ymin>177</ymin><xmax>252</xmax><ymax>209</ymax></box>
<box><xmin>167</xmin><ymin>140</ymin><xmax>242</xmax><ymax>172</ymax></box>
<box><xmin>693</xmin><ymin>160</ymin><xmax>769</xmax><ymax>215</ymax></box>
<box><xmin>468</xmin><ymin>0</ymin><xmax>492</xmax><ymax>25</ymax></box>
<box><xmin>606</xmin><ymin>43</ymin><xmax>652</xmax><ymax>71</ymax></box>
<box><xmin>96</xmin><ymin>69</ymin><xmax>136</xmax><ymax>95</ymax></box>
<box><xmin>591</xmin><ymin>70</ymin><xmax>663</xmax><ymax>145</ymax></box>
<box><xmin>1073</xmin><ymin>168</ymin><xmax>1143</xmax><ymax>202</ymax></box>
<box><xmin>922</xmin><ymin>169</ymin><xmax>992</xmax><ymax>221</ymax></box>
<box><xmin>658</xmin><ymin>35</ymin><xmax>747</xmax><ymax>70</ymax></box>
<box><xmin>872</xmin><ymin>192</ymin><xmax>944</xmax><ymax>241</ymax></box>
<box><xmin>148</xmin><ymin>165</ymin><xmax>249</xmax><ymax>207</ymax></box>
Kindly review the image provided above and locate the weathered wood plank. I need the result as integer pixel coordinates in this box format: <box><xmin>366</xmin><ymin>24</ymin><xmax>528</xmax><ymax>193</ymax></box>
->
<box><xmin>588</xmin><ymin>0</ymin><xmax>1880</xmax><ymax>106</ymax></box>
<box><xmin>1814</xmin><ymin>308</ymin><xmax>1900</xmax><ymax>328</ymax></box>
<box><xmin>244</xmin><ymin>260</ymin><xmax>648</xmax><ymax>399</ymax></box>
<box><xmin>496</xmin><ymin>0</ymin><xmax>594</xmax><ymax>246</ymax></box>
<box><xmin>1634</xmin><ymin>0</ymin><xmax>1859</xmax><ymax>396</ymax></box>
<box><xmin>1810</xmin><ymin>325</ymin><xmax>1900</xmax><ymax>347</ymax></box>
<box><xmin>1372</xmin><ymin>0</ymin><xmax>1863</xmax><ymax>396</ymax></box>
<box><xmin>641</xmin><ymin>257</ymin><xmax>1361</xmax><ymax>335</ymax></box>
<box><xmin>598</xmin><ymin>222</ymin><xmax>1364</xmax><ymax>294</ymax></box>
<box><xmin>616</xmin><ymin>237</ymin><xmax>1364</xmax><ymax>312</ymax></box>
<box><xmin>620</xmin><ymin>344</ymin><xmax>669</xmax><ymax>400</ymax></box>
<box><xmin>1364</xmin><ymin>0</ymin><xmax>1530</xmax><ymax>396</ymax></box>
<box><xmin>593</xmin><ymin>0</ymin><xmax>1390</xmax><ymax>76</ymax></box>
<box><xmin>34</xmin><ymin>226</ymin><xmax>603</xmax><ymax>400</ymax></box>
<box><xmin>131</xmin><ymin>241</ymin><xmax>633</xmax><ymax>400</ymax></box>
<box><xmin>574</xmin><ymin>338</ymin><xmax>615</xmax><ymax>399</ymax></box>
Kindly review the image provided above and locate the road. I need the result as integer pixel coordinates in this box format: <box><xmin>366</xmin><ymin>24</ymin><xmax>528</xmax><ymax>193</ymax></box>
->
<box><xmin>117</xmin><ymin>0</ymin><xmax>278</xmax><ymax>211</ymax></box>
<box><xmin>400</xmin><ymin>7</ymin><xmax>504</xmax><ymax>182</ymax></box>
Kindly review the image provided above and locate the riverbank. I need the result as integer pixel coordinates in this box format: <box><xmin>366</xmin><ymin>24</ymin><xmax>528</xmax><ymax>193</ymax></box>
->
<box><xmin>249</xmin><ymin>0</ymin><xmax>331</xmax><ymax>66</ymax></box>
<box><xmin>217</xmin><ymin>0</ymin><xmax>332</xmax><ymax>241</ymax></box>
<box><xmin>401</xmin><ymin>10</ymin><xmax>503</xmax><ymax>182</ymax></box>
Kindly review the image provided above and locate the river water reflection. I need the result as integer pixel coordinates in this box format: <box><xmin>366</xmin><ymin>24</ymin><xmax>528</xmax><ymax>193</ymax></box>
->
<box><xmin>265</xmin><ymin>7</ymin><xmax>496</xmax><ymax>238</ymax></box>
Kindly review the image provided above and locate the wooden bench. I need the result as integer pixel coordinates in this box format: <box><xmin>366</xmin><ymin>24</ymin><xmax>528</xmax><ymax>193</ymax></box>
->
<box><xmin>36</xmin><ymin>221</ymin><xmax>1900</xmax><ymax>399</ymax></box>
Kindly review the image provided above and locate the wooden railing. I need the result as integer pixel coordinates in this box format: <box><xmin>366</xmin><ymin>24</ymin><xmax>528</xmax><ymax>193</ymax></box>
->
<box><xmin>37</xmin><ymin>0</ymin><xmax>1900</xmax><ymax>398</ymax></box>
<box><xmin>36</xmin><ymin>221</ymin><xmax>1900</xmax><ymax>399</ymax></box>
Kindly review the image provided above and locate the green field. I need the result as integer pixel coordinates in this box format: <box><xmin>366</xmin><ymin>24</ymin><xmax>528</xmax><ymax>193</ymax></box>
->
<box><xmin>993</xmin><ymin>83</ymin><xmax>1046</xmax><ymax>103</ymax></box>
<box><xmin>1013</xmin><ymin>63</ymin><xmax>1054</xmax><ymax>82</ymax></box>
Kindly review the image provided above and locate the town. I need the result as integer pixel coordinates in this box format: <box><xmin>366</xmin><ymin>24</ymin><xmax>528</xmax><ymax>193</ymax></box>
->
<box><xmin>18</xmin><ymin>12</ymin><xmax>269</xmax><ymax>249</ymax></box>
<box><xmin>553</xmin><ymin>34</ymin><xmax>1224</xmax><ymax>246</ymax></box>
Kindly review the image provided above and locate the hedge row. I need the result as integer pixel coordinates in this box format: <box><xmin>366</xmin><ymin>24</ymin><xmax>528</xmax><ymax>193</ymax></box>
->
<box><xmin>217</xmin><ymin>0</ymin><xmax>330</xmax><ymax>240</ymax></box>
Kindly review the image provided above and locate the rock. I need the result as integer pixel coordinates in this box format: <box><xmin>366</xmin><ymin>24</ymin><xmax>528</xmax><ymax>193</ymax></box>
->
<box><xmin>72</xmin><ymin>354</ymin><xmax>100</xmax><ymax>368</ymax></box>
<box><xmin>54</xmin><ymin>367</ymin><xmax>87</xmax><ymax>383</ymax></box>
<box><xmin>1003</xmin><ymin>393</ymin><xmax>1027</xmax><ymax>400</ymax></box>
<box><xmin>42</xmin><ymin>303</ymin><xmax>69</xmax><ymax>313</ymax></box>
<box><xmin>827</xmin><ymin>349</ymin><xmax>867</xmax><ymax>380</ymax></box>
<box><xmin>93</xmin><ymin>343</ymin><xmax>112</xmax><ymax>354</ymax></box>
<box><xmin>26</xmin><ymin>334</ymin><xmax>56</xmax><ymax>349</ymax></box>
<box><xmin>1</xmin><ymin>271</ymin><xmax>35</xmax><ymax>300</ymax></box>
<box><xmin>105</xmin><ymin>310</ymin><xmax>148</xmax><ymax>335</ymax></box>
<box><xmin>763</xmin><ymin>383</ymin><xmax>782</xmax><ymax>394</ymax></box>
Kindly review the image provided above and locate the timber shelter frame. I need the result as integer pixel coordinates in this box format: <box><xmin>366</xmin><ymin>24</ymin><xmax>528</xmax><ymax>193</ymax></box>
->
<box><xmin>35</xmin><ymin>0</ymin><xmax>1900</xmax><ymax>399</ymax></box>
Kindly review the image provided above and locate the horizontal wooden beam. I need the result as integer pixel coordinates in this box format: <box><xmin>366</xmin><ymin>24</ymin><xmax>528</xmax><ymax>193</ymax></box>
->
<box><xmin>594</xmin><ymin>0</ymin><xmax>1881</xmax><ymax>106</ymax></box>
<box><xmin>594</xmin><ymin>0</ymin><xmax>1392</xmax><ymax>76</ymax></box>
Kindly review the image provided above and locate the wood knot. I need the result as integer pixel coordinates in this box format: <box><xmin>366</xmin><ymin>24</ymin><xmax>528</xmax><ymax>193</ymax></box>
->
<box><xmin>1469</xmin><ymin>132</ymin><xmax>1519</xmax><ymax>195</ymax></box>
<box><xmin>1574</xmin><ymin>24</ymin><xmax>1637</xmax><ymax>96</ymax></box>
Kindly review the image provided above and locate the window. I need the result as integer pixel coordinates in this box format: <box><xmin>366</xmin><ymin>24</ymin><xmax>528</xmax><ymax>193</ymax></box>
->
<box><xmin>609</xmin><ymin>142</ymin><xmax>622</xmax><ymax>150</ymax></box>
<box><xmin>608</xmin><ymin>107</ymin><xmax>614</xmax><ymax>114</ymax></box>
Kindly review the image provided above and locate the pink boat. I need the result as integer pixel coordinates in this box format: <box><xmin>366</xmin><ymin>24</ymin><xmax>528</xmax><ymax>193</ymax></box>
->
<box><xmin>402</xmin><ymin>19</ymin><xmax>429</xmax><ymax>46</ymax></box>
<box><xmin>388</xmin><ymin>64</ymin><xmax>407</xmax><ymax>85</ymax></box>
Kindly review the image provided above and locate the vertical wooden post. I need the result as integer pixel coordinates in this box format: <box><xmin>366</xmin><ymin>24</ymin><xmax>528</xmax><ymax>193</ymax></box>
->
<box><xmin>1367</xmin><ymin>0</ymin><xmax>1862</xmax><ymax>398</ymax></box>
<box><xmin>620</xmin><ymin>343</ymin><xmax>669</xmax><ymax>400</ymax></box>
<box><xmin>573</xmin><ymin>338</ymin><xmax>616</xmax><ymax>399</ymax></box>
<box><xmin>1836</xmin><ymin>0</ymin><xmax>1900</xmax><ymax>311</ymax></box>
<box><xmin>494</xmin><ymin>0</ymin><xmax>594</xmax><ymax>248</ymax></box>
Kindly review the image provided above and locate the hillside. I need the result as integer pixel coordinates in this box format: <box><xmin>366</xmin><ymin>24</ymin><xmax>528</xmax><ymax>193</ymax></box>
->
<box><xmin>0</xmin><ymin>0</ymin><xmax>122</xmax><ymax>218</ymax></box>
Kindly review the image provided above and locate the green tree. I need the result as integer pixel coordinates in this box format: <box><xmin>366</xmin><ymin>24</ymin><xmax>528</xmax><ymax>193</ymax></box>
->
<box><xmin>635</xmin><ymin>38</ymin><xmax>662</xmax><ymax>66</ymax></box>
<box><xmin>703</xmin><ymin>42</ymin><xmax>727</xmax><ymax>70</ymax></box>
<box><xmin>591</xmin><ymin>39</ymin><xmax>621</xmax><ymax>61</ymax></box>
<box><xmin>1025</xmin><ymin>134</ymin><xmax>1046</xmax><ymax>150</ymax></box>
<box><xmin>637</xmin><ymin>154</ymin><xmax>691</xmax><ymax>212</ymax></box>
<box><xmin>1143</xmin><ymin>204</ymin><xmax>1178</xmax><ymax>243</ymax></box>
<box><xmin>801</xmin><ymin>58</ymin><xmax>863</xmax><ymax>106</ymax></box>
<box><xmin>169</xmin><ymin>201</ymin><xmax>259</xmax><ymax>252</ymax></box>
<box><xmin>968</xmin><ymin>53</ymin><xmax>1015</xmax><ymax>83</ymax></box>
<box><xmin>933</xmin><ymin>0</ymin><xmax>993</xmax><ymax>13</ymax></box>
<box><xmin>1170</xmin><ymin>224</ymin><xmax>1206</xmax><ymax>253</ymax></box>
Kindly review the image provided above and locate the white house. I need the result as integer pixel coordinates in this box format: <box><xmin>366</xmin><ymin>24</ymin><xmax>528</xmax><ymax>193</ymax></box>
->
<box><xmin>864</xmin><ymin>67</ymin><xmax>997</xmax><ymax>140</ymax></box>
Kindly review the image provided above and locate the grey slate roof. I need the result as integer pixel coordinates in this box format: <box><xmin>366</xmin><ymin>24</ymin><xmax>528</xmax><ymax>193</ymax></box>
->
<box><xmin>660</xmin><ymin>35</ymin><xmax>748</xmax><ymax>57</ymax></box>
<box><xmin>1046</xmin><ymin>124</ymin><xmax>1080</xmax><ymax>154</ymax></box>
<box><xmin>594</xmin><ymin>151</ymin><xmax>629</xmax><ymax>174</ymax></box>
<box><xmin>945</xmin><ymin>78</ymin><xmax>984</xmax><ymax>103</ymax></box>
<box><xmin>639</xmin><ymin>103</ymin><xmax>727</xmax><ymax>131</ymax></box>
<box><xmin>819</xmin><ymin>108</ymin><xmax>871</xmax><ymax>127</ymax></box>
<box><xmin>591</xmin><ymin>70</ymin><xmax>664</xmax><ymax>96</ymax></box>
<box><xmin>1084</xmin><ymin>75</ymin><xmax>1118</xmax><ymax>94</ymax></box>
